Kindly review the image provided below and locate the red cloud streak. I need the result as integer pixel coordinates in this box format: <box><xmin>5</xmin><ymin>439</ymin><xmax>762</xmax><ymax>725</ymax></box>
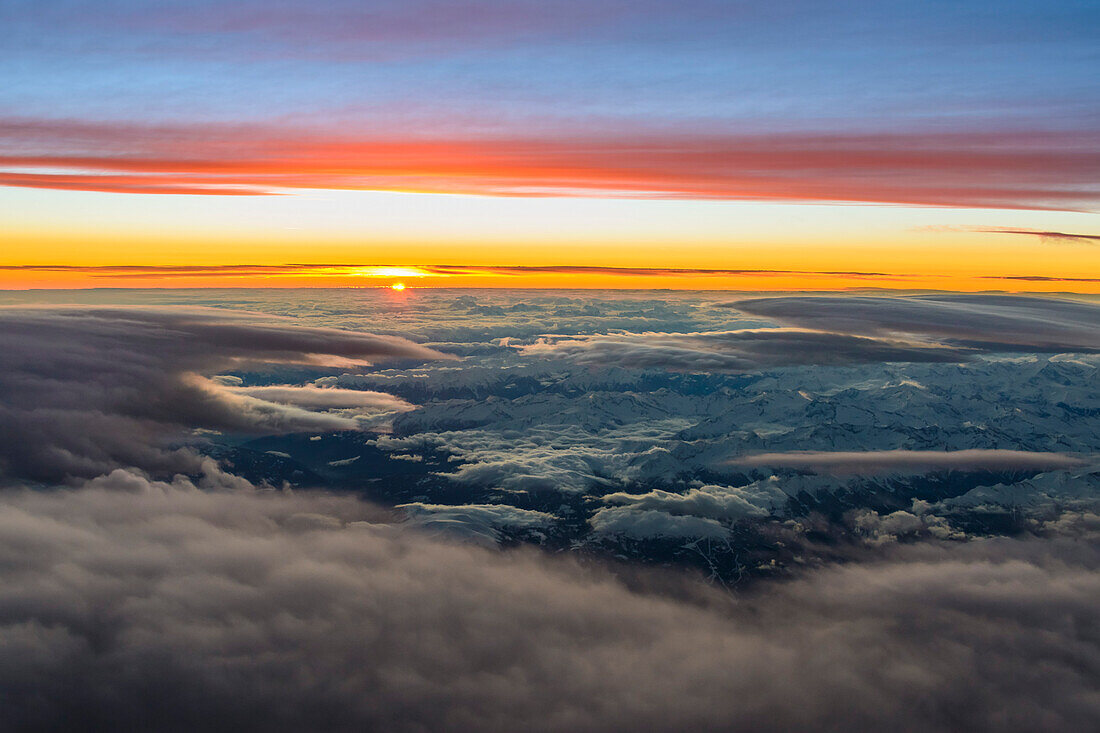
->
<box><xmin>1</xmin><ymin>119</ymin><xmax>1096</xmax><ymax>209</ymax></box>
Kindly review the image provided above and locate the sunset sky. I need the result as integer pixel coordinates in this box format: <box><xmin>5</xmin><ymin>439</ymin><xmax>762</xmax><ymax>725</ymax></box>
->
<box><xmin>2</xmin><ymin>0</ymin><xmax>1098</xmax><ymax>290</ymax></box>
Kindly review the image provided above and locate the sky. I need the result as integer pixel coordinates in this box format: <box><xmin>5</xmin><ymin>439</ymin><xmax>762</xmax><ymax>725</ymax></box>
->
<box><xmin>1</xmin><ymin>0</ymin><xmax>1098</xmax><ymax>289</ymax></box>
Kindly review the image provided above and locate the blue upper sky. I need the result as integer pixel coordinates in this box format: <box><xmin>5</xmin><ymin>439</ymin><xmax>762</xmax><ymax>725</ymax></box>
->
<box><xmin>3</xmin><ymin>0</ymin><xmax>1097</xmax><ymax>133</ymax></box>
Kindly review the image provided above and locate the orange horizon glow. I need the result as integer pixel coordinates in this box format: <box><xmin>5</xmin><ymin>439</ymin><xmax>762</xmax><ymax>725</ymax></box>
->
<box><xmin>1</xmin><ymin>263</ymin><xmax>1097</xmax><ymax>293</ymax></box>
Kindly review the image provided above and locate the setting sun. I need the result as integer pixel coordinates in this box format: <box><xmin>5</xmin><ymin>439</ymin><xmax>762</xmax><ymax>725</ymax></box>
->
<box><xmin>391</xmin><ymin>282</ymin><xmax>406</xmax><ymax>291</ymax></box>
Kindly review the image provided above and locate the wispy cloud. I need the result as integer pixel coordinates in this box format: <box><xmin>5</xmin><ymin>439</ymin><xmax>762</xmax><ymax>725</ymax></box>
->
<box><xmin>730</xmin><ymin>449</ymin><xmax>1088</xmax><ymax>475</ymax></box>
<box><xmin>974</xmin><ymin>228</ymin><xmax>1100</xmax><ymax>243</ymax></box>
<box><xmin>923</xmin><ymin>226</ymin><xmax>1100</xmax><ymax>243</ymax></box>
<box><xmin>984</xmin><ymin>275</ymin><xmax>1100</xmax><ymax>283</ymax></box>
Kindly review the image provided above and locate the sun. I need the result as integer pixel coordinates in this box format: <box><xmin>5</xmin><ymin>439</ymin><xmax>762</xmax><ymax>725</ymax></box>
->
<box><xmin>391</xmin><ymin>282</ymin><xmax>406</xmax><ymax>291</ymax></box>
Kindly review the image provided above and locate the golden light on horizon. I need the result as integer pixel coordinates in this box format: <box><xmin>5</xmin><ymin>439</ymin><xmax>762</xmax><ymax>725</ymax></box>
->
<box><xmin>391</xmin><ymin>282</ymin><xmax>406</xmax><ymax>290</ymax></box>
<box><xmin>357</xmin><ymin>266</ymin><xmax>433</xmax><ymax>279</ymax></box>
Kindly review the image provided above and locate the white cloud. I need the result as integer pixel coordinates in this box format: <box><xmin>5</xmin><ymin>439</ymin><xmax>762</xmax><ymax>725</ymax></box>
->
<box><xmin>398</xmin><ymin>502</ymin><xmax>554</xmax><ymax>545</ymax></box>
<box><xmin>601</xmin><ymin>480</ymin><xmax>790</xmax><ymax>521</ymax></box>
<box><xmin>589</xmin><ymin>506</ymin><xmax>729</xmax><ymax>540</ymax></box>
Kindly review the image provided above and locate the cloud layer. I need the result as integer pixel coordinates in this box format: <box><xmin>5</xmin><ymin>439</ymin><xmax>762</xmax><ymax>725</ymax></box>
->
<box><xmin>0</xmin><ymin>306</ymin><xmax>446</xmax><ymax>482</ymax></box>
<box><xmin>0</xmin><ymin>474</ymin><xmax>1096</xmax><ymax>732</ymax></box>
<box><xmin>520</xmin><ymin>329</ymin><xmax>966</xmax><ymax>372</ymax></box>
<box><xmin>731</xmin><ymin>294</ymin><xmax>1100</xmax><ymax>353</ymax></box>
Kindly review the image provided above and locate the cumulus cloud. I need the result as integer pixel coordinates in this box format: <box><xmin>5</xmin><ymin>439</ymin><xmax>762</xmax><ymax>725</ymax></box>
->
<box><xmin>731</xmin><ymin>450</ymin><xmax>1088</xmax><ymax>475</ymax></box>
<box><xmin>601</xmin><ymin>481</ymin><xmax>790</xmax><ymax>521</ymax></box>
<box><xmin>730</xmin><ymin>294</ymin><xmax>1100</xmax><ymax>353</ymax></box>
<box><xmin>520</xmin><ymin>328</ymin><xmax>966</xmax><ymax>372</ymax></box>
<box><xmin>589</xmin><ymin>505</ymin><xmax>730</xmax><ymax>540</ymax></box>
<box><xmin>0</xmin><ymin>476</ymin><xmax>1096</xmax><ymax>732</ymax></box>
<box><xmin>850</xmin><ymin>508</ymin><xmax>966</xmax><ymax>544</ymax></box>
<box><xmin>0</xmin><ymin>306</ymin><xmax>447</xmax><ymax>482</ymax></box>
<box><xmin>375</xmin><ymin>413</ymin><xmax>700</xmax><ymax>495</ymax></box>
<box><xmin>398</xmin><ymin>502</ymin><xmax>554</xmax><ymax>545</ymax></box>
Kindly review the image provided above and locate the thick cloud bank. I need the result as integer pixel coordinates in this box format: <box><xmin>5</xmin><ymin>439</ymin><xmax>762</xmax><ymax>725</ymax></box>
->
<box><xmin>520</xmin><ymin>328</ymin><xmax>965</xmax><ymax>372</ymax></box>
<box><xmin>731</xmin><ymin>294</ymin><xmax>1100</xmax><ymax>353</ymax></box>
<box><xmin>0</xmin><ymin>307</ymin><xmax>445</xmax><ymax>482</ymax></box>
<box><xmin>0</xmin><ymin>475</ymin><xmax>1096</xmax><ymax>733</ymax></box>
<box><xmin>732</xmin><ymin>449</ymin><xmax>1089</xmax><ymax>475</ymax></box>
